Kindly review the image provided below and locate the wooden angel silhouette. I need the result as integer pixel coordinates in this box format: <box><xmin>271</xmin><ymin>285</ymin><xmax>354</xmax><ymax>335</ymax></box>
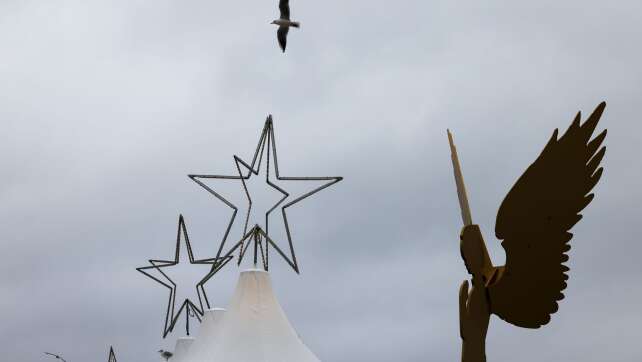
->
<box><xmin>448</xmin><ymin>102</ymin><xmax>607</xmax><ymax>362</ymax></box>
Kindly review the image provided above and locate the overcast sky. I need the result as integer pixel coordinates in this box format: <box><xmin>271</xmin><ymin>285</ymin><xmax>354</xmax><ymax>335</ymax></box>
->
<box><xmin>1</xmin><ymin>1</ymin><xmax>641</xmax><ymax>361</ymax></box>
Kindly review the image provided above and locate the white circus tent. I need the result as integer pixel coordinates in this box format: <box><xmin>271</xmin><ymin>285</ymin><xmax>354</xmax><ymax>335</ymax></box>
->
<box><xmin>181</xmin><ymin>308</ymin><xmax>226</xmax><ymax>360</ymax></box>
<box><xmin>170</xmin><ymin>337</ymin><xmax>195</xmax><ymax>362</ymax></box>
<box><xmin>183</xmin><ymin>269</ymin><xmax>320</xmax><ymax>362</ymax></box>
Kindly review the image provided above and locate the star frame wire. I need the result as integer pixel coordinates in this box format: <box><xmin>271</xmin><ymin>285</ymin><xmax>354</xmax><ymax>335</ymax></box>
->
<box><xmin>137</xmin><ymin>215</ymin><xmax>233</xmax><ymax>338</ymax></box>
<box><xmin>190</xmin><ymin>114</ymin><xmax>343</xmax><ymax>276</ymax></box>
<box><xmin>108</xmin><ymin>346</ymin><xmax>117</xmax><ymax>362</ymax></box>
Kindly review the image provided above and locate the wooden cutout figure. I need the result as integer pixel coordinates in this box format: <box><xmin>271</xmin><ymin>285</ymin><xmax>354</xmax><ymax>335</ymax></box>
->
<box><xmin>448</xmin><ymin>102</ymin><xmax>607</xmax><ymax>362</ymax></box>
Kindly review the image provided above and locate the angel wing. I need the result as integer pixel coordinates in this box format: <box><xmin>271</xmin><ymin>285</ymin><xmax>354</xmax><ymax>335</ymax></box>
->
<box><xmin>488</xmin><ymin>102</ymin><xmax>607</xmax><ymax>328</ymax></box>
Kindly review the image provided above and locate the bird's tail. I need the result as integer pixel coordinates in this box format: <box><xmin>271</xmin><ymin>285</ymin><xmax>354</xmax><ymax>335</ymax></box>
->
<box><xmin>291</xmin><ymin>21</ymin><xmax>300</xmax><ymax>28</ymax></box>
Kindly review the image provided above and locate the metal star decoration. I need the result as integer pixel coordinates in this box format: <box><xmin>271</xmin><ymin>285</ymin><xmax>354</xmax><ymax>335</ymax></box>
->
<box><xmin>44</xmin><ymin>352</ymin><xmax>67</xmax><ymax>362</ymax></box>
<box><xmin>137</xmin><ymin>214</ymin><xmax>232</xmax><ymax>337</ymax></box>
<box><xmin>108</xmin><ymin>346</ymin><xmax>117</xmax><ymax>362</ymax></box>
<box><xmin>190</xmin><ymin>115</ymin><xmax>342</xmax><ymax>275</ymax></box>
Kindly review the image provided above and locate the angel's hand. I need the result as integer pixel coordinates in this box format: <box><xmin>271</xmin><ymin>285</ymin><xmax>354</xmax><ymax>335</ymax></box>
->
<box><xmin>460</xmin><ymin>225</ymin><xmax>486</xmax><ymax>277</ymax></box>
<box><xmin>459</xmin><ymin>280</ymin><xmax>469</xmax><ymax>339</ymax></box>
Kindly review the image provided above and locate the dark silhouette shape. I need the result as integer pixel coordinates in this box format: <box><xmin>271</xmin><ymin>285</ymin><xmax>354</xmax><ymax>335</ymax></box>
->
<box><xmin>189</xmin><ymin>115</ymin><xmax>342</xmax><ymax>275</ymax></box>
<box><xmin>108</xmin><ymin>346</ymin><xmax>117</xmax><ymax>362</ymax></box>
<box><xmin>271</xmin><ymin>0</ymin><xmax>300</xmax><ymax>52</ymax></box>
<box><xmin>449</xmin><ymin>102</ymin><xmax>607</xmax><ymax>362</ymax></box>
<box><xmin>136</xmin><ymin>215</ymin><xmax>233</xmax><ymax>338</ymax></box>
<box><xmin>158</xmin><ymin>350</ymin><xmax>173</xmax><ymax>361</ymax></box>
<box><xmin>44</xmin><ymin>352</ymin><xmax>67</xmax><ymax>362</ymax></box>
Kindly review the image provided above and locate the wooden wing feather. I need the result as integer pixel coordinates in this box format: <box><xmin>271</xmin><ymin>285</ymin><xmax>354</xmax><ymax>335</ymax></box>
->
<box><xmin>488</xmin><ymin>102</ymin><xmax>607</xmax><ymax>328</ymax></box>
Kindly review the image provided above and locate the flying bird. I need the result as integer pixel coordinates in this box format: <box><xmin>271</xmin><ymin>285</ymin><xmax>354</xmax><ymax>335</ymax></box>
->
<box><xmin>158</xmin><ymin>350</ymin><xmax>173</xmax><ymax>361</ymax></box>
<box><xmin>270</xmin><ymin>0</ymin><xmax>300</xmax><ymax>52</ymax></box>
<box><xmin>450</xmin><ymin>102</ymin><xmax>607</xmax><ymax>360</ymax></box>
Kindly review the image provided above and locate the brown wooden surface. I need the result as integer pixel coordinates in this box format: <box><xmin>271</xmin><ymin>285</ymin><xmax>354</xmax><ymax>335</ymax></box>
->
<box><xmin>455</xmin><ymin>102</ymin><xmax>607</xmax><ymax>361</ymax></box>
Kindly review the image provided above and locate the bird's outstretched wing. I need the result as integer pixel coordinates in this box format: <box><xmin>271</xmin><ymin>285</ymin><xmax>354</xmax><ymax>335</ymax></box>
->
<box><xmin>277</xmin><ymin>26</ymin><xmax>289</xmax><ymax>52</ymax></box>
<box><xmin>279</xmin><ymin>0</ymin><xmax>290</xmax><ymax>20</ymax></box>
<box><xmin>488</xmin><ymin>102</ymin><xmax>607</xmax><ymax>328</ymax></box>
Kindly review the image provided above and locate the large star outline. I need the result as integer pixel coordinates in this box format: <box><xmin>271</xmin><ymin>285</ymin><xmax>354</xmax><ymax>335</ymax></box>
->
<box><xmin>189</xmin><ymin>115</ymin><xmax>342</xmax><ymax>275</ymax></box>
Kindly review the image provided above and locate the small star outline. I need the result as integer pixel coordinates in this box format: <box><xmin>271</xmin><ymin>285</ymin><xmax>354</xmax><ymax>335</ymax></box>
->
<box><xmin>136</xmin><ymin>214</ymin><xmax>232</xmax><ymax>337</ymax></box>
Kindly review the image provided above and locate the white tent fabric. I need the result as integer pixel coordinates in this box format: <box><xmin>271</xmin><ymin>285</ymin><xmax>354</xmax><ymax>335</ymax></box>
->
<box><xmin>170</xmin><ymin>337</ymin><xmax>194</xmax><ymax>362</ymax></box>
<box><xmin>185</xmin><ymin>269</ymin><xmax>320</xmax><ymax>362</ymax></box>
<box><xmin>183</xmin><ymin>308</ymin><xmax>226</xmax><ymax>361</ymax></box>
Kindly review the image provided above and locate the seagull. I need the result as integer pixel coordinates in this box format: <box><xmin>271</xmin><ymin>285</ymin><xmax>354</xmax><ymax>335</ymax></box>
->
<box><xmin>44</xmin><ymin>352</ymin><xmax>67</xmax><ymax>362</ymax></box>
<box><xmin>270</xmin><ymin>0</ymin><xmax>300</xmax><ymax>52</ymax></box>
<box><xmin>158</xmin><ymin>350</ymin><xmax>173</xmax><ymax>361</ymax></box>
